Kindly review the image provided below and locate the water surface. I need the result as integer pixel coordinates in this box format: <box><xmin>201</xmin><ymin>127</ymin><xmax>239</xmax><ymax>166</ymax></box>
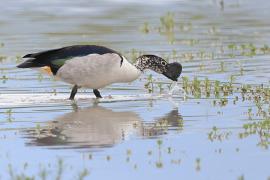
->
<box><xmin>0</xmin><ymin>0</ymin><xmax>270</xmax><ymax>179</ymax></box>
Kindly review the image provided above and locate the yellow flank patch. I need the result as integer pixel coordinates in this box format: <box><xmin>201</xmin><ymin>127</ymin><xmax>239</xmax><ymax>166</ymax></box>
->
<box><xmin>41</xmin><ymin>66</ymin><xmax>53</xmax><ymax>75</ymax></box>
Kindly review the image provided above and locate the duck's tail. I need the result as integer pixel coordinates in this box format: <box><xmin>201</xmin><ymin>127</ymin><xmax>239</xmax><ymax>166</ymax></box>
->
<box><xmin>17</xmin><ymin>53</ymin><xmax>45</xmax><ymax>68</ymax></box>
<box><xmin>17</xmin><ymin>60</ymin><xmax>38</xmax><ymax>68</ymax></box>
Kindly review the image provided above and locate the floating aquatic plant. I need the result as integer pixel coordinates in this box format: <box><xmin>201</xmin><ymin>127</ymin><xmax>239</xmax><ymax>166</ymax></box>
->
<box><xmin>0</xmin><ymin>55</ymin><xmax>7</xmax><ymax>62</ymax></box>
<box><xmin>144</xmin><ymin>74</ymin><xmax>154</xmax><ymax>93</ymax></box>
<box><xmin>260</xmin><ymin>44</ymin><xmax>270</xmax><ymax>54</ymax></box>
<box><xmin>195</xmin><ymin>158</ymin><xmax>201</xmax><ymax>172</ymax></box>
<box><xmin>140</xmin><ymin>22</ymin><xmax>150</xmax><ymax>34</ymax></box>
<box><xmin>78</xmin><ymin>169</ymin><xmax>89</xmax><ymax>180</ymax></box>
<box><xmin>5</xmin><ymin>109</ymin><xmax>13</xmax><ymax>122</ymax></box>
<box><xmin>1</xmin><ymin>75</ymin><xmax>8</xmax><ymax>83</ymax></box>
<box><xmin>159</xmin><ymin>12</ymin><xmax>175</xmax><ymax>33</ymax></box>
<box><xmin>208</xmin><ymin>126</ymin><xmax>231</xmax><ymax>142</ymax></box>
<box><xmin>240</xmin><ymin>117</ymin><xmax>270</xmax><ymax>149</ymax></box>
<box><xmin>7</xmin><ymin>159</ymin><xmax>90</xmax><ymax>180</ymax></box>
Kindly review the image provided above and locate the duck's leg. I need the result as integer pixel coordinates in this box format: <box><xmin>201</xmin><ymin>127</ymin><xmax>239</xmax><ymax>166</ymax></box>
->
<box><xmin>93</xmin><ymin>89</ymin><xmax>102</xmax><ymax>98</ymax></box>
<box><xmin>69</xmin><ymin>85</ymin><xmax>79</xmax><ymax>100</ymax></box>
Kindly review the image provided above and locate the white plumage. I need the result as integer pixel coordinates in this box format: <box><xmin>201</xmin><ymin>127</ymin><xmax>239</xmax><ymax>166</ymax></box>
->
<box><xmin>56</xmin><ymin>53</ymin><xmax>141</xmax><ymax>89</ymax></box>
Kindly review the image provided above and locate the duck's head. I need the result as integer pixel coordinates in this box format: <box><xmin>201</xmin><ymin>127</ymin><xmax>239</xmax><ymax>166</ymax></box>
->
<box><xmin>135</xmin><ymin>55</ymin><xmax>182</xmax><ymax>81</ymax></box>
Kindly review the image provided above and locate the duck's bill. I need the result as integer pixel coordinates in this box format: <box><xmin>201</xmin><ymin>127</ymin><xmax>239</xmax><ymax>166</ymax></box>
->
<box><xmin>162</xmin><ymin>73</ymin><xmax>178</xmax><ymax>81</ymax></box>
<box><xmin>162</xmin><ymin>62</ymin><xmax>182</xmax><ymax>82</ymax></box>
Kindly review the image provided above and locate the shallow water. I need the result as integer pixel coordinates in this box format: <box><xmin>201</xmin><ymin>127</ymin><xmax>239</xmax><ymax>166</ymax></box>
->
<box><xmin>0</xmin><ymin>0</ymin><xmax>270</xmax><ymax>179</ymax></box>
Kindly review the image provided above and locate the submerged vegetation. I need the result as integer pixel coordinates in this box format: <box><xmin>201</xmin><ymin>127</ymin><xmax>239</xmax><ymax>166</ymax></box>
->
<box><xmin>240</xmin><ymin>117</ymin><xmax>270</xmax><ymax>149</ymax></box>
<box><xmin>7</xmin><ymin>159</ymin><xmax>89</xmax><ymax>180</ymax></box>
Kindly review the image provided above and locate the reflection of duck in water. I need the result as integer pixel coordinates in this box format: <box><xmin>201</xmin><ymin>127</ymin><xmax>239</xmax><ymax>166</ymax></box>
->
<box><xmin>24</xmin><ymin>106</ymin><xmax>183</xmax><ymax>149</ymax></box>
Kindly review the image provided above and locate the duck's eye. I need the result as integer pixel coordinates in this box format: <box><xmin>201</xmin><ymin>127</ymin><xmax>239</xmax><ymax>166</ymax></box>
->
<box><xmin>161</xmin><ymin>61</ymin><xmax>167</xmax><ymax>66</ymax></box>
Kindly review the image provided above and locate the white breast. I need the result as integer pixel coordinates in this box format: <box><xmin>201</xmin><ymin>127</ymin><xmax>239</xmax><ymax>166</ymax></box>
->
<box><xmin>56</xmin><ymin>53</ymin><xmax>141</xmax><ymax>89</ymax></box>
